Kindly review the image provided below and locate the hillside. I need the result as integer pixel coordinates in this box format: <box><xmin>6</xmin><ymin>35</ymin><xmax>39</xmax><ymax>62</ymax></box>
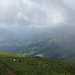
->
<box><xmin>0</xmin><ymin>51</ymin><xmax>22</xmax><ymax>57</ymax></box>
<box><xmin>0</xmin><ymin>52</ymin><xmax>22</xmax><ymax>75</ymax></box>
<box><xmin>0</xmin><ymin>51</ymin><xmax>75</xmax><ymax>75</ymax></box>
<box><xmin>17</xmin><ymin>35</ymin><xmax>75</xmax><ymax>64</ymax></box>
<box><xmin>0</xmin><ymin>25</ymin><xmax>75</xmax><ymax>54</ymax></box>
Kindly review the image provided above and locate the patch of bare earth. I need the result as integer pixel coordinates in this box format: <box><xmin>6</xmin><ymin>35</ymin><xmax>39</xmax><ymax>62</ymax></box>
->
<box><xmin>5</xmin><ymin>66</ymin><xmax>16</xmax><ymax>75</ymax></box>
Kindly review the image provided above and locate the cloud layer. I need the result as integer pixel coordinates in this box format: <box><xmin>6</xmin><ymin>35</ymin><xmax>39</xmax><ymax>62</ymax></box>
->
<box><xmin>0</xmin><ymin>0</ymin><xmax>75</xmax><ymax>28</ymax></box>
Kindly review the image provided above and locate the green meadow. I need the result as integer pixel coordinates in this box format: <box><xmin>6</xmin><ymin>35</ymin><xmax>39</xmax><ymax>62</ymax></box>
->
<box><xmin>0</xmin><ymin>52</ymin><xmax>75</xmax><ymax>75</ymax></box>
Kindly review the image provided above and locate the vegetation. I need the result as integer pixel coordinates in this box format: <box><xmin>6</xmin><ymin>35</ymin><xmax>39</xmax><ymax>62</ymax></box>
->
<box><xmin>17</xmin><ymin>36</ymin><xmax>75</xmax><ymax>64</ymax></box>
<box><xmin>0</xmin><ymin>51</ymin><xmax>75</xmax><ymax>75</ymax></box>
<box><xmin>0</xmin><ymin>63</ymin><xmax>8</xmax><ymax>75</ymax></box>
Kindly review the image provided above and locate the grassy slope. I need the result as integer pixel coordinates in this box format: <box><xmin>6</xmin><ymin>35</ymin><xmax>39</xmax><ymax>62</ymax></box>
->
<box><xmin>0</xmin><ymin>52</ymin><xmax>75</xmax><ymax>75</ymax></box>
<box><xmin>0</xmin><ymin>51</ymin><xmax>22</xmax><ymax>75</ymax></box>
<box><xmin>0</xmin><ymin>51</ymin><xmax>22</xmax><ymax>57</ymax></box>
<box><xmin>0</xmin><ymin>63</ymin><xmax>8</xmax><ymax>75</ymax></box>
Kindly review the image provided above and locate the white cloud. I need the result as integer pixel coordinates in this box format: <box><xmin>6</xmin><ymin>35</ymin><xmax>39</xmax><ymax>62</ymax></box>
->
<box><xmin>16</xmin><ymin>13</ymin><xmax>29</xmax><ymax>21</ymax></box>
<box><xmin>0</xmin><ymin>0</ymin><xmax>75</xmax><ymax>28</ymax></box>
<box><xmin>22</xmin><ymin>0</ymin><xmax>39</xmax><ymax>9</ymax></box>
<box><xmin>47</xmin><ymin>9</ymin><xmax>65</xmax><ymax>24</ymax></box>
<box><xmin>63</xmin><ymin>0</ymin><xmax>75</xmax><ymax>8</ymax></box>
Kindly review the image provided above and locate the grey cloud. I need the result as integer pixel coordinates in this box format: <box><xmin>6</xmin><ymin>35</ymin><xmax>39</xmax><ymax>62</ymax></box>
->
<box><xmin>0</xmin><ymin>0</ymin><xmax>75</xmax><ymax>28</ymax></box>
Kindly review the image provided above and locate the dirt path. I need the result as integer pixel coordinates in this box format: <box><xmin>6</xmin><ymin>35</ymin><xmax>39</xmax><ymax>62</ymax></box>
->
<box><xmin>1</xmin><ymin>62</ymin><xmax>17</xmax><ymax>75</ymax></box>
<box><xmin>5</xmin><ymin>66</ymin><xmax>16</xmax><ymax>75</ymax></box>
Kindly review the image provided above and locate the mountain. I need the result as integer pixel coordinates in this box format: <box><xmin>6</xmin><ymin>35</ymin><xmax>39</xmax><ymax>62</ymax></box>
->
<box><xmin>0</xmin><ymin>51</ymin><xmax>75</xmax><ymax>75</ymax></box>
<box><xmin>0</xmin><ymin>25</ymin><xmax>75</xmax><ymax>56</ymax></box>
<box><xmin>16</xmin><ymin>35</ymin><xmax>75</xmax><ymax>64</ymax></box>
<box><xmin>0</xmin><ymin>27</ymin><xmax>51</xmax><ymax>53</ymax></box>
<box><xmin>0</xmin><ymin>25</ymin><xmax>75</xmax><ymax>54</ymax></box>
<box><xmin>0</xmin><ymin>28</ymin><xmax>23</xmax><ymax>53</ymax></box>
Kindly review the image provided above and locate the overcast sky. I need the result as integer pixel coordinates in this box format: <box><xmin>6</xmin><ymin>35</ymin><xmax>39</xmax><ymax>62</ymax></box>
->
<box><xmin>0</xmin><ymin>0</ymin><xmax>75</xmax><ymax>28</ymax></box>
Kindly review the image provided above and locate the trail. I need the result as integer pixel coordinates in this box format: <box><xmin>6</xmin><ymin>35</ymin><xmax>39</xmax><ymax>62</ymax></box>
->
<box><xmin>4</xmin><ymin>66</ymin><xmax>16</xmax><ymax>75</ymax></box>
<box><xmin>1</xmin><ymin>62</ymin><xmax>16</xmax><ymax>75</ymax></box>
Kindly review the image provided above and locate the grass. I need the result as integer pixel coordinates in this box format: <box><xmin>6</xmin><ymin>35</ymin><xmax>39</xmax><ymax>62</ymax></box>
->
<box><xmin>0</xmin><ymin>51</ymin><xmax>22</xmax><ymax>57</ymax></box>
<box><xmin>0</xmin><ymin>51</ymin><xmax>75</xmax><ymax>75</ymax></box>
<box><xmin>0</xmin><ymin>63</ymin><xmax>8</xmax><ymax>75</ymax></box>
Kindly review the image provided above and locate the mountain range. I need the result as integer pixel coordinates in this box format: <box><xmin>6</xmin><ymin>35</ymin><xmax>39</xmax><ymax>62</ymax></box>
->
<box><xmin>16</xmin><ymin>35</ymin><xmax>75</xmax><ymax>64</ymax></box>
<box><xmin>0</xmin><ymin>25</ymin><xmax>75</xmax><ymax>64</ymax></box>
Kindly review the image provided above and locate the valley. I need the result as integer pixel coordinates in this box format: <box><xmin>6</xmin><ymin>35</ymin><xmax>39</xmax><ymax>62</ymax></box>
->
<box><xmin>0</xmin><ymin>0</ymin><xmax>75</xmax><ymax>75</ymax></box>
<box><xmin>17</xmin><ymin>35</ymin><xmax>75</xmax><ymax>64</ymax></box>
